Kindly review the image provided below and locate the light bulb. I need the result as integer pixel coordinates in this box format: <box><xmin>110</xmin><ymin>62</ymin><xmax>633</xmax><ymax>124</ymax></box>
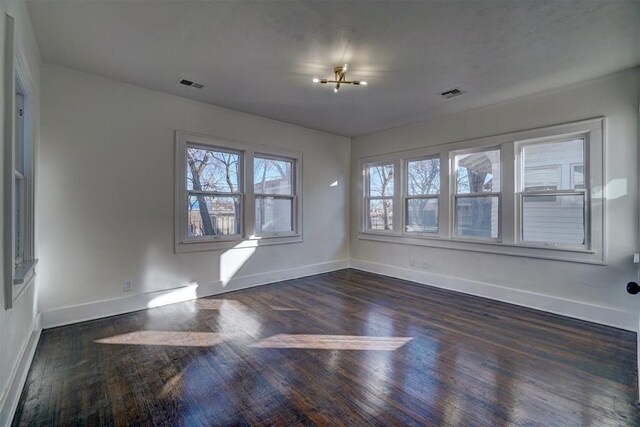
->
<box><xmin>333</xmin><ymin>87</ymin><xmax>339</xmax><ymax>93</ymax></box>
<box><xmin>312</xmin><ymin>78</ymin><xmax>320</xmax><ymax>83</ymax></box>
<box><xmin>343</xmin><ymin>63</ymin><xmax>348</xmax><ymax>71</ymax></box>
<box><xmin>361</xmin><ymin>81</ymin><xmax>368</xmax><ymax>86</ymax></box>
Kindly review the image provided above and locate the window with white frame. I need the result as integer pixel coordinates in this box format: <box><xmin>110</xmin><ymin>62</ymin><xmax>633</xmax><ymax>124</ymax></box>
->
<box><xmin>4</xmin><ymin>15</ymin><xmax>37</xmax><ymax>309</ymax></box>
<box><xmin>365</xmin><ymin>163</ymin><xmax>394</xmax><ymax>231</ymax></box>
<box><xmin>175</xmin><ymin>131</ymin><xmax>302</xmax><ymax>252</ymax></box>
<box><xmin>519</xmin><ymin>138</ymin><xmax>586</xmax><ymax>246</ymax></box>
<box><xmin>405</xmin><ymin>157</ymin><xmax>439</xmax><ymax>233</ymax></box>
<box><xmin>254</xmin><ymin>155</ymin><xmax>295</xmax><ymax>235</ymax></box>
<box><xmin>358</xmin><ymin>118</ymin><xmax>604</xmax><ymax>264</ymax></box>
<box><xmin>454</xmin><ymin>148</ymin><xmax>500</xmax><ymax>239</ymax></box>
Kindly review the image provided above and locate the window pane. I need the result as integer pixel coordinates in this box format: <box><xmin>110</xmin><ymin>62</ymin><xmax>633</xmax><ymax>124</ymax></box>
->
<box><xmin>455</xmin><ymin>196</ymin><xmax>499</xmax><ymax>238</ymax></box>
<box><xmin>367</xmin><ymin>199</ymin><xmax>393</xmax><ymax>231</ymax></box>
<box><xmin>523</xmin><ymin>139</ymin><xmax>583</xmax><ymax>191</ymax></box>
<box><xmin>407</xmin><ymin>159</ymin><xmax>440</xmax><ymax>195</ymax></box>
<box><xmin>455</xmin><ymin>149</ymin><xmax>500</xmax><ymax>193</ymax></box>
<box><xmin>406</xmin><ymin>198</ymin><xmax>438</xmax><ymax>233</ymax></box>
<box><xmin>522</xmin><ymin>194</ymin><xmax>584</xmax><ymax>245</ymax></box>
<box><xmin>254</xmin><ymin>157</ymin><xmax>293</xmax><ymax>195</ymax></box>
<box><xmin>188</xmin><ymin>195</ymin><xmax>241</xmax><ymax>237</ymax></box>
<box><xmin>186</xmin><ymin>146</ymin><xmax>240</xmax><ymax>193</ymax></box>
<box><xmin>368</xmin><ymin>164</ymin><xmax>394</xmax><ymax>197</ymax></box>
<box><xmin>15</xmin><ymin>177</ymin><xmax>23</xmax><ymax>262</ymax></box>
<box><xmin>255</xmin><ymin>197</ymin><xmax>293</xmax><ymax>233</ymax></box>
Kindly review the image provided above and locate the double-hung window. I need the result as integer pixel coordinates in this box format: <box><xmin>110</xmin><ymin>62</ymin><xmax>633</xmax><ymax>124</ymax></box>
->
<box><xmin>254</xmin><ymin>155</ymin><xmax>295</xmax><ymax>235</ymax></box>
<box><xmin>453</xmin><ymin>148</ymin><xmax>500</xmax><ymax>239</ymax></box>
<box><xmin>405</xmin><ymin>157</ymin><xmax>440</xmax><ymax>233</ymax></box>
<box><xmin>186</xmin><ymin>145</ymin><xmax>242</xmax><ymax>239</ymax></box>
<box><xmin>176</xmin><ymin>131</ymin><xmax>302</xmax><ymax>252</ymax></box>
<box><xmin>518</xmin><ymin>138</ymin><xmax>586</xmax><ymax>246</ymax></box>
<box><xmin>365</xmin><ymin>163</ymin><xmax>394</xmax><ymax>231</ymax></box>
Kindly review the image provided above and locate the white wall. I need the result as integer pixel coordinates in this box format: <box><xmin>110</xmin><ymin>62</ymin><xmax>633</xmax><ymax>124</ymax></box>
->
<box><xmin>0</xmin><ymin>0</ymin><xmax>41</xmax><ymax>424</ymax></box>
<box><xmin>351</xmin><ymin>70</ymin><xmax>640</xmax><ymax>330</ymax></box>
<box><xmin>38</xmin><ymin>64</ymin><xmax>350</xmax><ymax>321</ymax></box>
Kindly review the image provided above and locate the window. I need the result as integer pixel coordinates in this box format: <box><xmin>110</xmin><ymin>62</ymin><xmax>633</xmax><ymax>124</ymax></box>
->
<box><xmin>4</xmin><ymin>15</ymin><xmax>38</xmax><ymax>309</ymax></box>
<box><xmin>186</xmin><ymin>146</ymin><xmax>242</xmax><ymax>238</ymax></box>
<box><xmin>454</xmin><ymin>148</ymin><xmax>500</xmax><ymax>239</ymax></box>
<box><xmin>254</xmin><ymin>156</ymin><xmax>295</xmax><ymax>235</ymax></box>
<box><xmin>405</xmin><ymin>157</ymin><xmax>439</xmax><ymax>233</ymax></box>
<box><xmin>519</xmin><ymin>138</ymin><xmax>586</xmax><ymax>246</ymax></box>
<box><xmin>175</xmin><ymin>131</ymin><xmax>302</xmax><ymax>252</ymax></box>
<box><xmin>365</xmin><ymin>163</ymin><xmax>394</xmax><ymax>231</ymax></box>
<box><xmin>358</xmin><ymin>118</ymin><xmax>604</xmax><ymax>264</ymax></box>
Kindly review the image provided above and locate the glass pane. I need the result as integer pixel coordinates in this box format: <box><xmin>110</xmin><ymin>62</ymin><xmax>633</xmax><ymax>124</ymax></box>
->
<box><xmin>455</xmin><ymin>149</ymin><xmax>500</xmax><ymax>193</ymax></box>
<box><xmin>15</xmin><ymin>91</ymin><xmax>24</xmax><ymax>174</ymax></box>
<box><xmin>455</xmin><ymin>196</ymin><xmax>499</xmax><ymax>238</ymax></box>
<box><xmin>406</xmin><ymin>198</ymin><xmax>438</xmax><ymax>233</ymax></box>
<box><xmin>188</xmin><ymin>195</ymin><xmax>241</xmax><ymax>237</ymax></box>
<box><xmin>14</xmin><ymin>177</ymin><xmax>23</xmax><ymax>261</ymax></box>
<box><xmin>367</xmin><ymin>199</ymin><xmax>393</xmax><ymax>231</ymax></box>
<box><xmin>186</xmin><ymin>146</ymin><xmax>240</xmax><ymax>193</ymax></box>
<box><xmin>368</xmin><ymin>164</ymin><xmax>394</xmax><ymax>197</ymax></box>
<box><xmin>407</xmin><ymin>159</ymin><xmax>440</xmax><ymax>195</ymax></box>
<box><xmin>523</xmin><ymin>194</ymin><xmax>584</xmax><ymax>245</ymax></box>
<box><xmin>523</xmin><ymin>139</ymin><xmax>583</xmax><ymax>191</ymax></box>
<box><xmin>255</xmin><ymin>197</ymin><xmax>293</xmax><ymax>233</ymax></box>
<box><xmin>254</xmin><ymin>157</ymin><xmax>293</xmax><ymax>195</ymax></box>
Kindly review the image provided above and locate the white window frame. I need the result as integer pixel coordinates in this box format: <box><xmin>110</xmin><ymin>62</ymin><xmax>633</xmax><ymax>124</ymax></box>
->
<box><xmin>3</xmin><ymin>14</ymin><xmax>37</xmax><ymax>309</ymax></box>
<box><xmin>451</xmin><ymin>145</ymin><xmax>502</xmax><ymax>242</ymax></box>
<box><xmin>253</xmin><ymin>153</ymin><xmax>298</xmax><ymax>238</ymax></box>
<box><xmin>403</xmin><ymin>155</ymin><xmax>440</xmax><ymax>235</ymax></box>
<box><xmin>357</xmin><ymin>117</ymin><xmax>605</xmax><ymax>265</ymax></box>
<box><xmin>363</xmin><ymin>159</ymin><xmax>400</xmax><ymax>234</ymax></box>
<box><xmin>175</xmin><ymin>131</ymin><xmax>303</xmax><ymax>253</ymax></box>
<box><xmin>515</xmin><ymin>136</ymin><xmax>590</xmax><ymax>250</ymax></box>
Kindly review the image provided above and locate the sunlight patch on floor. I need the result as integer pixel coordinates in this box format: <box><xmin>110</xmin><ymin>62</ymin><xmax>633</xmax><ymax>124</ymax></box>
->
<box><xmin>95</xmin><ymin>331</ymin><xmax>242</xmax><ymax>347</ymax></box>
<box><xmin>250</xmin><ymin>334</ymin><xmax>413</xmax><ymax>351</ymax></box>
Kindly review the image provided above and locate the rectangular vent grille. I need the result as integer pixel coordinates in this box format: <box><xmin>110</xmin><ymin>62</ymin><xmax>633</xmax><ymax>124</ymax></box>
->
<box><xmin>179</xmin><ymin>79</ymin><xmax>204</xmax><ymax>89</ymax></box>
<box><xmin>440</xmin><ymin>88</ymin><xmax>464</xmax><ymax>99</ymax></box>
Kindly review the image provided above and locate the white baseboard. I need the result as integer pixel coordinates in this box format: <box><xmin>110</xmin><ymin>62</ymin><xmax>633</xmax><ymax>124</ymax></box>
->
<box><xmin>350</xmin><ymin>259</ymin><xmax>637</xmax><ymax>332</ymax></box>
<box><xmin>0</xmin><ymin>313</ymin><xmax>42</xmax><ymax>427</ymax></box>
<box><xmin>41</xmin><ymin>259</ymin><xmax>349</xmax><ymax>329</ymax></box>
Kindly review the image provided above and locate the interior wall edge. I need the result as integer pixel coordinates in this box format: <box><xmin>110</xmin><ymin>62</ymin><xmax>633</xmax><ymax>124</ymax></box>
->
<box><xmin>350</xmin><ymin>259</ymin><xmax>637</xmax><ymax>332</ymax></box>
<box><xmin>40</xmin><ymin>259</ymin><xmax>349</xmax><ymax>329</ymax></box>
<box><xmin>0</xmin><ymin>313</ymin><xmax>41</xmax><ymax>427</ymax></box>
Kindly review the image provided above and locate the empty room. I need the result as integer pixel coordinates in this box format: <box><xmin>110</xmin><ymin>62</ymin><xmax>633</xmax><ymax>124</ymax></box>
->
<box><xmin>1</xmin><ymin>0</ymin><xmax>639</xmax><ymax>425</ymax></box>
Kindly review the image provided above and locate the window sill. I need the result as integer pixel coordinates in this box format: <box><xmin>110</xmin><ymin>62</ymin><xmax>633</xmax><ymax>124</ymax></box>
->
<box><xmin>14</xmin><ymin>259</ymin><xmax>38</xmax><ymax>285</ymax></box>
<box><xmin>176</xmin><ymin>234</ymin><xmax>303</xmax><ymax>253</ymax></box>
<box><xmin>357</xmin><ymin>232</ymin><xmax>604</xmax><ymax>265</ymax></box>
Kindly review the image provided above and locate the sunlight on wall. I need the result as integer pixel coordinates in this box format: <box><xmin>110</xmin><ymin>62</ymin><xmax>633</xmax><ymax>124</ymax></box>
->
<box><xmin>330</xmin><ymin>180</ymin><xmax>338</xmax><ymax>187</ymax></box>
<box><xmin>605</xmin><ymin>178</ymin><xmax>628</xmax><ymax>200</ymax></box>
<box><xmin>95</xmin><ymin>330</ymin><xmax>242</xmax><ymax>347</ymax></box>
<box><xmin>250</xmin><ymin>334</ymin><xmax>413</xmax><ymax>351</ymax></box>
<box><xmin>146</xmin><ymin>283</ymin><xmax>199</xmax><ymax>308</ymax></box>
<box><xmin>220</xmin><ymin>242</ymin><xmax>257</xmax><ymax>286</ymax></box>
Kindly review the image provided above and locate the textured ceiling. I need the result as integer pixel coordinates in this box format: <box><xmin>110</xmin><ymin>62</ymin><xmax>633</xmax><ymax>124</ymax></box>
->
<box><xmin>26</xmin><ymin>0</ymin><xmax>640</xmax><ymax>137</ymax></box>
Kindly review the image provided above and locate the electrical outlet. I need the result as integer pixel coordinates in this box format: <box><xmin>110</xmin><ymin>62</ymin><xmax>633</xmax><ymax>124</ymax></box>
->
<box><xmin>422</xmin><ymin>259</ymin><xmax>428</xmax><ymax>269</ymax></box>
<box><xmin>123</xmin><ymin>279</ymin><xmax>133</xmax><ymax>292</ymax></box>
<box><xmin>409</xmin><ymin>257</ymin><xmax>415</xmax><ymax>267</ymax></box>
<box><xmin>634</xmin><ymin>253</ymin><xmax>640</xmax><ymax>264</ymax></box>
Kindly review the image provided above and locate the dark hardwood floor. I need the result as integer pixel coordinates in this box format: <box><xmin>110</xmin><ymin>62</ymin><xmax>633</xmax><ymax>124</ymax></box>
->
<box><xmin>13</xmin><ymin>269</ymin><xmax>639</xmax><ymax>426</ymax></box>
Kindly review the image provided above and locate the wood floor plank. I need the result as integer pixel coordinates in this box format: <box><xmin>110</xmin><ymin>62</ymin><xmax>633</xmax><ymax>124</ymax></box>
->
<box><xmin>12</xmin><ymin>269</ymin><xmax>639</xmax><ymax>426</ymax></box>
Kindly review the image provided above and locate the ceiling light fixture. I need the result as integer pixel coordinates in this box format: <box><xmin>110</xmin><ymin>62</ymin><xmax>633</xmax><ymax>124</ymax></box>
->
<box><xmin>312</xmin><ymin>64</ymin><xmax>367</xmax><ymax>93</ymax></box>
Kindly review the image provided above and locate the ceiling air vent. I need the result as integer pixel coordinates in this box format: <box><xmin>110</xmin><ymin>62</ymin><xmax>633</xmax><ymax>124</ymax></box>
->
<box><xmin>179</xmin><ymin>79</ymin><xmax>204</xmax><ymax>89</ymax></box>
<box><xmin>440</xmin><ymin>88</ymin><xmax>464</xmax><ymax>99</ymax></box>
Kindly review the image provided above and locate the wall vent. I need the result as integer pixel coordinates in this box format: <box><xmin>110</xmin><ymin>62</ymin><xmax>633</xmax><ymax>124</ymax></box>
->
<box><xmin>179</xmin><ymin>79</ymin><xmax>204</xmax><ymax>89</ymax></box>
<box><xmin>440</xmin><ymin>88</ymin><xmax>464</xmax><ymax>99</ymax></box>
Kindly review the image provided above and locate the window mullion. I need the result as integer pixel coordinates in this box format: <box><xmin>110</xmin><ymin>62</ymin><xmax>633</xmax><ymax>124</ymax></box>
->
<box><xmin>501</xmin><ymin>142</ymin><xmax>515</xmax><ymax>244</ymax></box>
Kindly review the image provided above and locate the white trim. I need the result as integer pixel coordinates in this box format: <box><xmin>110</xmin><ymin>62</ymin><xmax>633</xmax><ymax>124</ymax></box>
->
<box><xmin>41</xmin><ymin>259</ymin><xmax>349</xmax><ymax>329</ymax></box>
<box><xmin>0</xmin><ymin>313</ymin><xmax>41</xmax><ymax>427</ymax></box>
<box><xmin>349</xmin><ymin>259</ymin><xmax>636</xmax><ymax>332</ymax></box>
